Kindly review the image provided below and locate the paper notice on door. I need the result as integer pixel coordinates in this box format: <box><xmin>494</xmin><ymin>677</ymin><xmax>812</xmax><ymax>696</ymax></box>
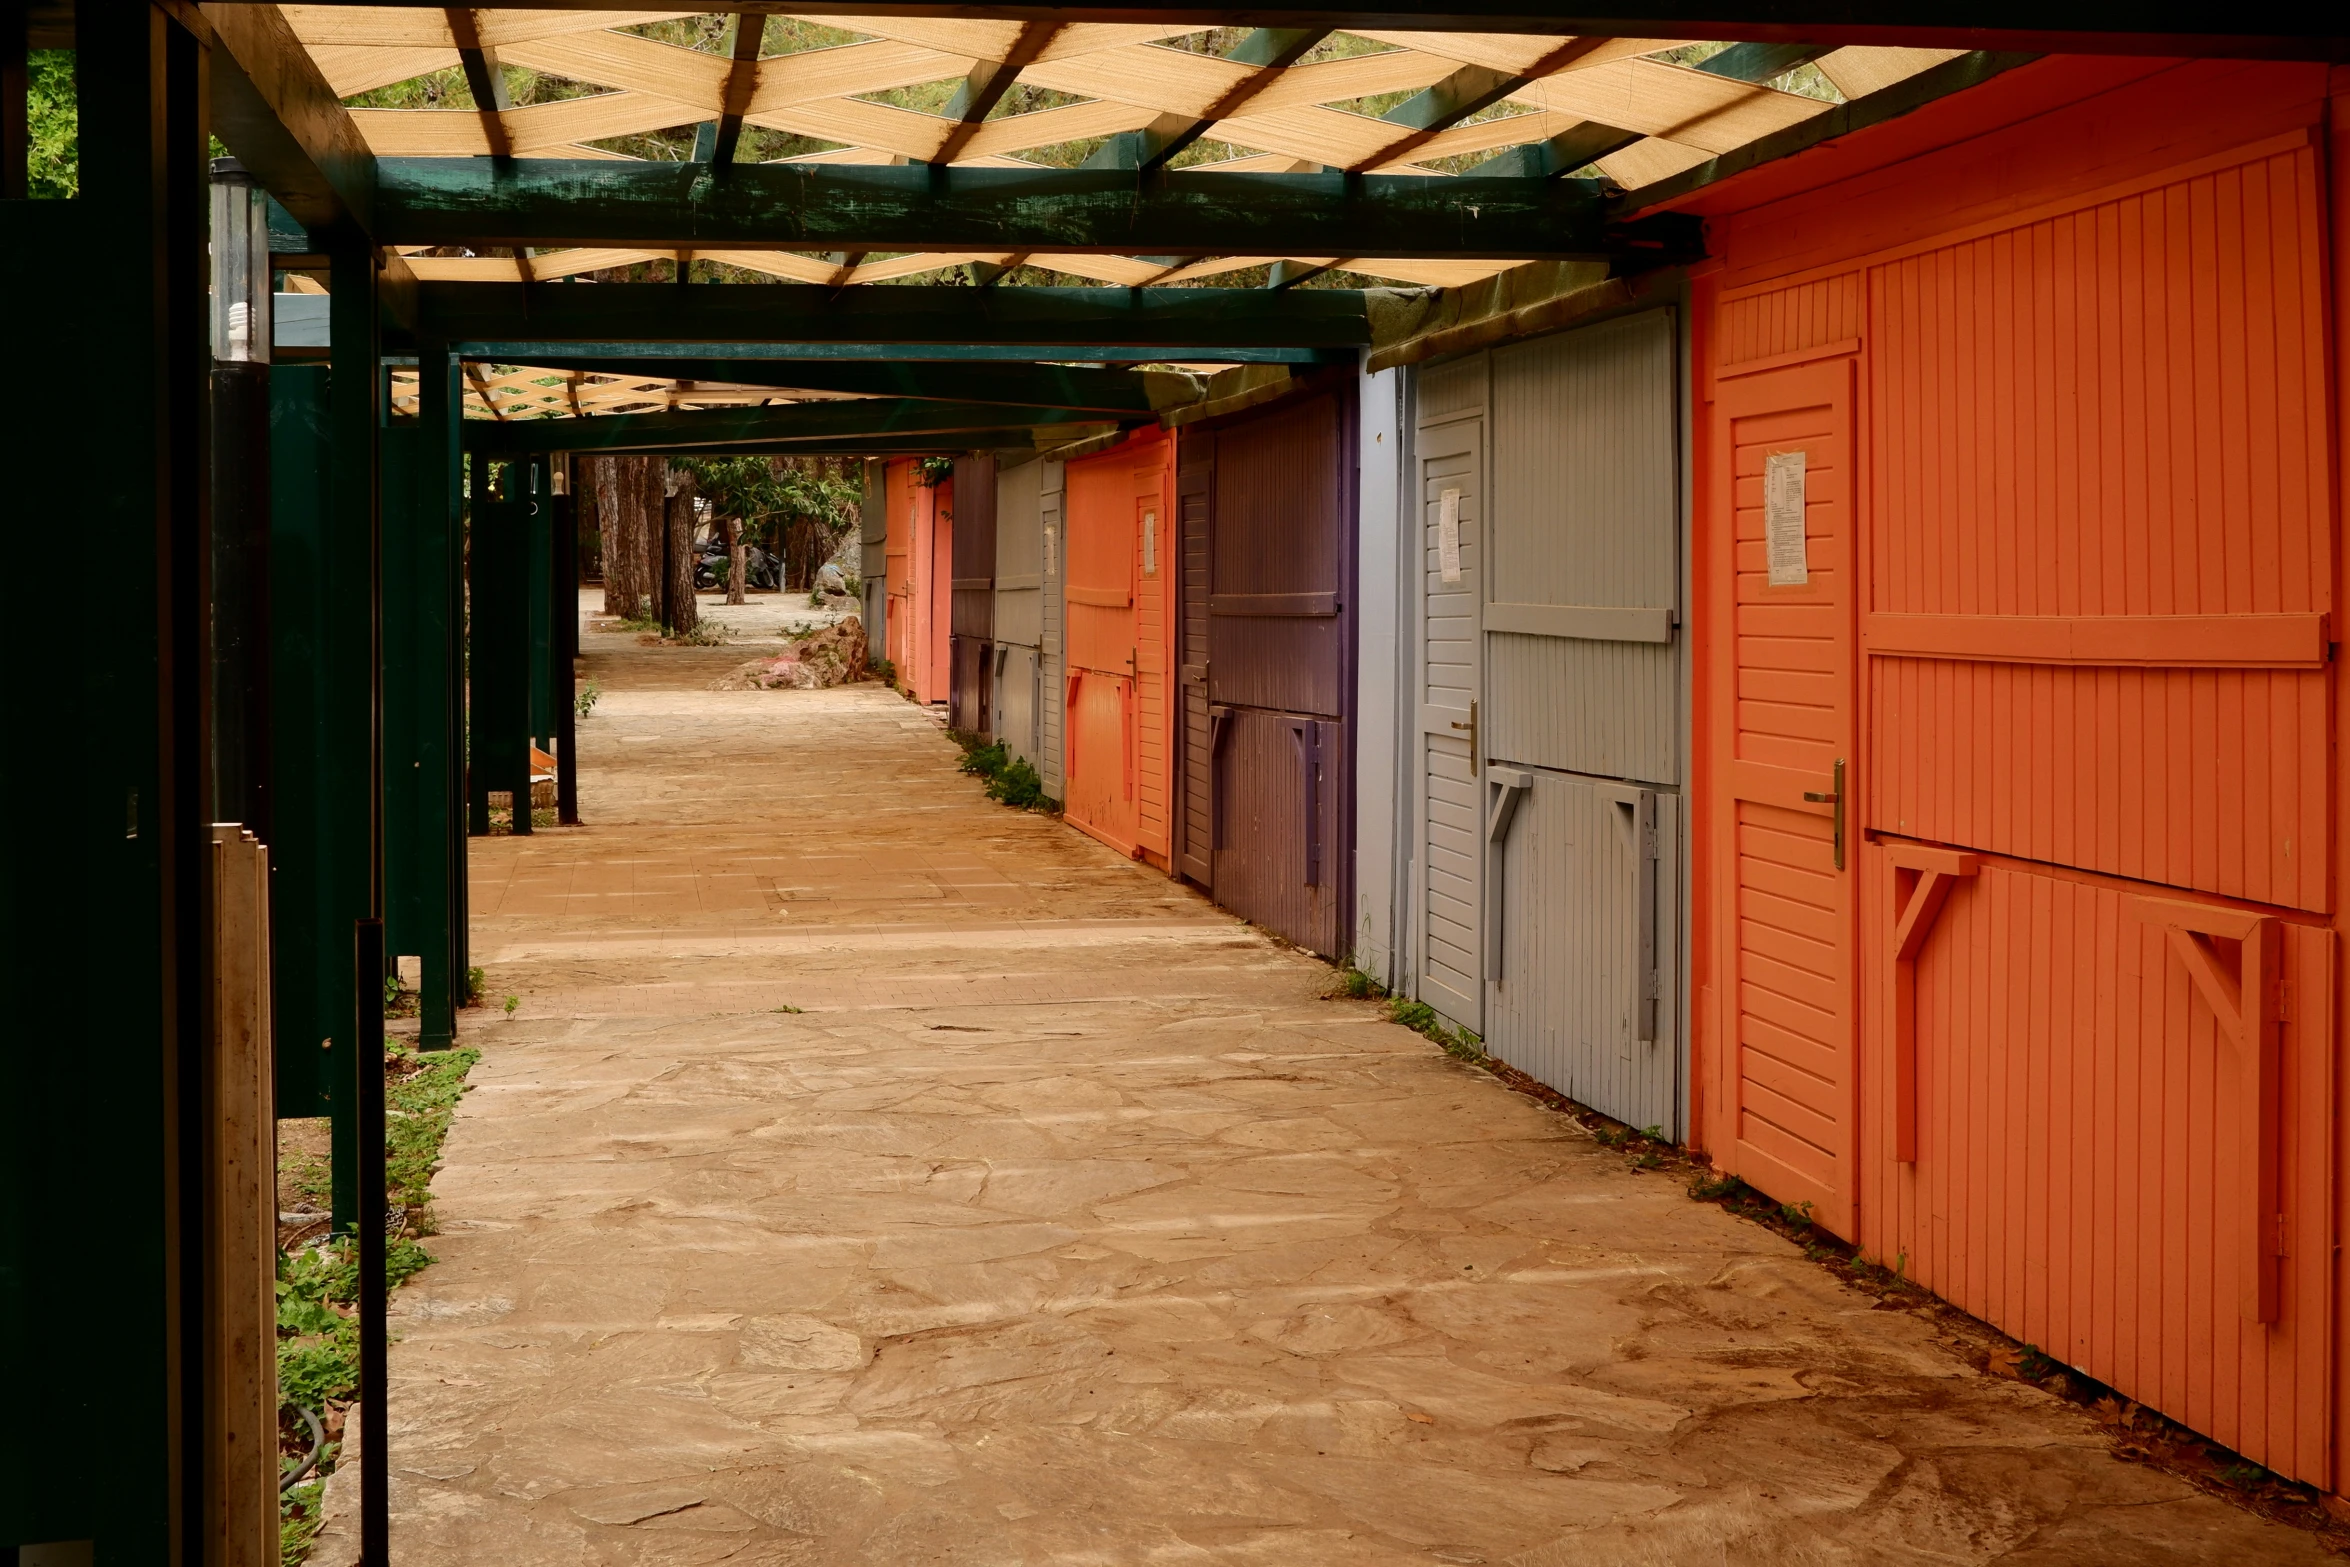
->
<box><xmin>1438</xmin><ymin>488</ymin><xmax>1462</xmax><ymax>583</ymax></box>
<box><xmin>1763</xmin><ymin>451</ymin><xmax>1808</xmax><ymax>586</ymax></box>
<box><xmin>1142</xmin><ymin>509</ymin><xmax>1157</xmax><ymax>575</ymax></box>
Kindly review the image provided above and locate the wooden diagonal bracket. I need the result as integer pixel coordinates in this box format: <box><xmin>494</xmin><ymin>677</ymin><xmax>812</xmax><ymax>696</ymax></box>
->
<box><xmin>1887</xmin><ymin>845</ymin><xmax>1979</xmax><ymax>1164</ymax></box>
<box><xmin>2127</xmin><ymin>894</ymin><xmax>2282</xmax><ymax>1324</ymax></box>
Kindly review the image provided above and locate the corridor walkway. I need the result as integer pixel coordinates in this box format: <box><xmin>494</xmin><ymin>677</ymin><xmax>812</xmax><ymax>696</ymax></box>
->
<box><xmin>331</xmin><ymin>627</ymin><xmax>2332</xmax><ymax>1565</ymax></box>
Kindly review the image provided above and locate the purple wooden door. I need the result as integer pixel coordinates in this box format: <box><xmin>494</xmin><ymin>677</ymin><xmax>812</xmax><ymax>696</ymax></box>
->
<box><xmin>1188</xmin><ymin>388</ymin><xmax>1355</xmax><ymax>957</ymax></box>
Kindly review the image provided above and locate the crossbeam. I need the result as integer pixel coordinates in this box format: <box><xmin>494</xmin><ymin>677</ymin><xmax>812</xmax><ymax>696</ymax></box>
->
<box><xmin>454</xmin><ymin>341</ymin><xmax>1348</xmax><ymax>364</ymax></box>
<box><xmin>493</xmin><ymin>358</ymin><xmax>1181</xmax><ymax>413</ymax></box>
<box><xmin>460</xmin><ymin>397</ymin><xmax>1118</xmax><ymax>452</ymax></box>
<box><xmin>418</xmin><ymin>284</ymin><xmax>1373</xmax><ymax>348</ymax></box>
<box><xmin>372</xmin><ymin>163</ymin><xmax>1682</xmax><ymax>262</ymax></box>
<box><xmin>195</xmin><ymin>3</ymin><xmax>2347</xmax><ymax>61</ymax></box>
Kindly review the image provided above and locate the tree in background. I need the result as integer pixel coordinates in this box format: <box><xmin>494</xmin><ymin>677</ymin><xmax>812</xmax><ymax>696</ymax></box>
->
<box><xmin>26</xmin><ymin>51</ymin><xmax>78</xmax><ymax>199</ymax></box>
<box><xmin>676</xmin><ymin>456</ymin><xmax>861</xmax><ymax>598</ymax></box>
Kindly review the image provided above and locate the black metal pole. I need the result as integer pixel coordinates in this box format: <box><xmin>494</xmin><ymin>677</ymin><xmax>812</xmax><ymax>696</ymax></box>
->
<box><xmin>355</xmin><ymin>915</ymin><xmax>389</xmax><ymax>1565</ymax></box>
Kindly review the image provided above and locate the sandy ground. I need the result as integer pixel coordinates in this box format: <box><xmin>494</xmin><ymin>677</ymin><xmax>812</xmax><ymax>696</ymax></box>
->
<box><xmin>309</xmin><ymin>622</ymin><xmax>2336</xmax><ymax>1565</ymax></box>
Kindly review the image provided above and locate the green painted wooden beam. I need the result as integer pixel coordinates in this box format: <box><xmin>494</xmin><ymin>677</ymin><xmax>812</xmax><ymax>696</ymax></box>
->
<box><xmin>207</xmin><ymin>3</ymin><xmax>2345</xmax><ymax>61</ymax></box>
<box><xmin>455</xmin><ymin>340</ymin><xmax>1346</xmax><ymax>364</ymax></box>
<box><xmin>592</xmin><ymin>429</ymin><xmax>1115</xmax><ymax>458</ymax></box>
<box><xmin>502</xmin><ymin>357</ymin><xmax>1180</xmax><ymax>413</ymax></box>
<box><xmin>419</xmin><ymin>283</ymin><xmax>1372</xmax><ymax>348</ymax></box>
<box><xmin>373</xmin><ymin>162</ymin><xmax>1666</xmax><ymax>260</ymax></box>
<box><xmin>462</xmin><ymin>397</ymin><xmax>1110</xmax><ymax>453</ymax></box>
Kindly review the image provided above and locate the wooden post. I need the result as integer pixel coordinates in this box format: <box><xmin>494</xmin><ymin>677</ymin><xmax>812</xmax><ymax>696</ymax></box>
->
<box><xmin>208</xmin><ymin>827</ymin><xmax>278</xmax><ymax>1567</ymax></box>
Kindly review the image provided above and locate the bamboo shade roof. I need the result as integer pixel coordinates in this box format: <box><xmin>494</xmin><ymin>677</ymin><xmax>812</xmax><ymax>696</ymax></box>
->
<box><xmin>292</xmin><ymin>8</ymin><xmax>1966</xmax><ymax>306</ymax></box>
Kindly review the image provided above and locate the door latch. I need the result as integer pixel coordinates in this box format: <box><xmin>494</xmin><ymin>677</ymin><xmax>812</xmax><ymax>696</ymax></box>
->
<box><xmin>1449</xmin><ymin>699</ymin><xmax>1478</xmax><ymax>776</ymax></box>
<box><xmin>1803</xmin><ymin>757</ymin><xmax>1846</xmax><ymax>870</ymax></box>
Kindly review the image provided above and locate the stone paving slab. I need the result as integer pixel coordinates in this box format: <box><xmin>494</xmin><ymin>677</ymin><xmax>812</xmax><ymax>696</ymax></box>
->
<box><xmin>311</xmin><ymin>643</ymin><xmax>2335</xmax><ymax>1566</ymax></box>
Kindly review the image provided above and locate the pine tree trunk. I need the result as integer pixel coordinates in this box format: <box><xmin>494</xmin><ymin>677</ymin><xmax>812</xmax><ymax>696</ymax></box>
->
<box><xmin>663</xmin><ymin>470</ymin><xmax>698</xmax><ymax>635</ymax></box>
<box><xmin>594</xmin><ymin>457</ymin><xmax>632</xmax><ymax>618</ymax></box>
<box><xmin>625</xmin><ymin>455</ymin><xmax>661</xmax><ymax>621</ymax></box>
<box><xmin>725</xmin><ymin>517</ymin><xmax>746</xmax><ymax>605</ymax></box>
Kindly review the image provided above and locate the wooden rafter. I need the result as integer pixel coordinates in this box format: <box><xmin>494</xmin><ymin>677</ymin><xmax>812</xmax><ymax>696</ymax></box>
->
<box><xmin>1350</xmin><ymin>35</ymin><xmax>1615</xmax><ymax>170</ymax></box>
<box><xmin>930</xmin><ymin>18</ymin><xmax>1063</xmax><ymax>165</ymax></box>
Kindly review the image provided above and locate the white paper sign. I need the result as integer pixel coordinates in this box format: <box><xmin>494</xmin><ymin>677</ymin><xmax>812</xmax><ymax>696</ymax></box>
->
<box><xmin>1142</xmin><ymin>509</ymin><xmax>1158</xmax><ymax>575</ymax></box>
<box><xmin>1763</xmin><ymin>451</ymin><xmax>1808</xmax><ymax>586</ymax></box>
<box><xmin>1438</xmin><ymin>487</ymin><xmax>1462</xmax><ymax>584</ymax></box>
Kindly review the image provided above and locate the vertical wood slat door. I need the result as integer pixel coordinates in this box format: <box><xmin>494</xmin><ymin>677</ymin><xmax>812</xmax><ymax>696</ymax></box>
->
<box><xmin>994</xmin><ymin>459</ymin><xmax>1046</xmax><ymax>771</ymax></box>
<box><xmin>1712</xmin><ymin>354</ymin><xmax>1859</xmax><ymax>1237</ymax></box>
<box><xmin>1064</xmin><ymin>437</ymin><xmax>1144</xmax><ymax>857</ymax></box>
<box><xmin>1133</xmin><ymin>434</ymin><xmax>1175</xmax><ymax>866</ymax></box>
<box><xmin>1177</xmin><ymin>433</ymin><xmax>1215</xmax><ymax>887</ymax></box>
<box><xmin>883</xmin><ymin>459</ymin><xmax>914</xmax><ymax>691</ymax></box>
<box><xmin>1853</xmin><ymin>138</ymin><xmax>2338</xmax><ymax>1485</ymax></box>
<box><xmin>1201</xmin><ymin>395</ymin><xmax>1351</xmax><ymax>955</ymax></box>
<box><xmin>927</xmin><ymin>484</ymin><xmax>954</xmax><ymax>706</ymax></box>
<box><xmin>1037</xmin><ymin>461</ymin><xmax>1067</xmax><ymax>799</ymax></box>
<box><xmin>1483</xmin><ymin>310</ymin><xmax>1683</xmax><ymax>1135</ymax></box>
<box><xmin>1413</xmin><ymin>357</ymin><xmax>1487</xmax><ymax>1031</ymax></box>
<box><xmin>950</xmin><ymin>453</ymin><xmax>998</xmax><ymax>738</ymax></box>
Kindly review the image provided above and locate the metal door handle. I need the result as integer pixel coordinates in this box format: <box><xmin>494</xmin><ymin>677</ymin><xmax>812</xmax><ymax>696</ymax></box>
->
<box><xmin>1804</xmin><ymin>759</ymin><xmax>1846</xmax><ymax>870</ymax></box>
<box><xmin>1448</xmin><ymin>700</ymin><xmax>1479</xmax><ymax>775</ymax></box>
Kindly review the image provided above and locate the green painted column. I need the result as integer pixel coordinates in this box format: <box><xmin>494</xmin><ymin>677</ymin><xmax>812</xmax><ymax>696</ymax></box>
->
<box><xmin>0</xmin><ymin>8</ymin><xmax>211</xmax><ymax>1554</ymax></box>
<box><xmin>385</xmin><ymin>347</ymin><xmax>463</xmax><ymax>1046</ymax></box>
<box><xmin>470</xmin><ymin>460</ymin><xmax>539</xmax><ymax>836</ymax></box>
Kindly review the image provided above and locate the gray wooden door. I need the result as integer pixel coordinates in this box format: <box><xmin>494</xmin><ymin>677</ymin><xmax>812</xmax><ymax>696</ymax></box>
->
<box><xmin>1482</xmin><ymin>308</ymin><xmax>1683</xmax><ymax>1135</ymax></box>
<box><xmin>1412</xmin><ymin>358</ymin><xmax>1486</xmax><ymax>1031</ymax></box>
<box><xmin>1036</xmin><ymin>460</ymin><xmax>1067</xmax><ymax>798</ymax></box>
<box><xmin>994</xmin><ymin>459</ymin><xmax>1046</xmax><ymax>770</ymax></box>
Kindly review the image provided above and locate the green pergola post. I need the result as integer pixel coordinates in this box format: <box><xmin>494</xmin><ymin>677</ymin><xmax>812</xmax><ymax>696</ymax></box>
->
<box><xmin>384</xmin><ymin>345</ymin><xmax>463</xmax><ymax>1047</ymax></box>
<box><xmin>470</xmin><ymin>458</ymin><xmax>539</xmax><ymax>837</ymax></box>
<box><xmin>0</xmin><ymin>10</ymin><xmax>210</xmax><ymax>1551</ymax></box>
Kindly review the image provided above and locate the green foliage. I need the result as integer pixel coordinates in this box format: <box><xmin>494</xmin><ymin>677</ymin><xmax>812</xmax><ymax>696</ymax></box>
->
<box><xmin>282</xmin><ymin>1476</ymin><xmax>328</xmax><ymax>1561</ymax></box>
<box><xmin>503</xmin><ymin>994</ymin><xmax>520</xmax><ymax>1017</ymax></box>
<box><xmin>1386</xmin><ymin>997</ymin><xmax>1488</xmax><ymax>1062</ymax></box>
<box><xmin>955</xmin><ymin>740</ymin><xmax>1051</xmax><ymax>811</ymax></box>
<box><xmin>1330</xmin><ymin>966</ymin><xmax>1387</xmax><ymax>1000</ymax></box>
<box><xmin>988</xmin><ymin>757</ymin><xmax>1047</xmax><ymax>809</ymax></box>
<box><xmin>677</xmin><ymin>455</ymin><xmax>860</xmax><ymax>562</ymax></box>
<box><xmin>1779</xmin><ymin>1198</ymin><xmax>1817</xmax><ymax>1229</ymax></box>
<box><xmin>385</xmin><ymin>1044</ymin><xmax>482</xmax><ymax>1221</ymax></box>
<box><xmin>575</xmin><ymin>679</ymin><xmax>601</xmax><ymax>717</ymax></box>
<box><xmin>914</xmin><ymin>456</ymin><xmax>955</xmax><ymax>487</ymax></box>
<box><xmin>27</xmin><ymin>52</ymin><xmax>77</xmax><ymax>199</ymax></box>
<box><xmin>867</xmin><ymin>656</ymin><xmax>897</xmax><ymax>686</ymax></box>
<box><xmin>1688</xmin><ymin>1170</ymin><xmax>1749</xmax><ymax>1202</ymax></box>
<box><xmin>464</xmin><ymin>966</ymin><xmax>485</xmax><ymax>1005</ymax></box>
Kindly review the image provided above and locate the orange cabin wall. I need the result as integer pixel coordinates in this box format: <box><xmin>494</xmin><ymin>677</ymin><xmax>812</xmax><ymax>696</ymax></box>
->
<box><xmin>1691</xmin><ymin>58</ymin><xmax>2345</xmax><ymax>1488</ymax></box>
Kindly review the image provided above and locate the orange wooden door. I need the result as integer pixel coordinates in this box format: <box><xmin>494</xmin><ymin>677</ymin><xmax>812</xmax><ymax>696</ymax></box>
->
<box><xmin>927</xmin><ymin>486</ymin><xmax>954</xmax><ymax>704</ymax></box>
<box><xmin>1064</xmin><ymin>440</ymin><xmax>1142</xmax><ymax>854</ymax></box>
<box><xmin>1852</xmin><ymin>137</ymin><xmax>2337</xmax><ymax>1485</ymax></box>
<box><xmin>1712</xmin><ymin>354</ymin><xmax>1860</xmax><ymax>1237</ymax></box>
<box><xmin>1131</xmin><ymin>434</ymin><xmax>1174</xmax><ymax>866</ymax></box>
<box><xmin>884</xmin><ymin>460</ymin><xmax>914</xmax><ymax>688</ymax></box>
